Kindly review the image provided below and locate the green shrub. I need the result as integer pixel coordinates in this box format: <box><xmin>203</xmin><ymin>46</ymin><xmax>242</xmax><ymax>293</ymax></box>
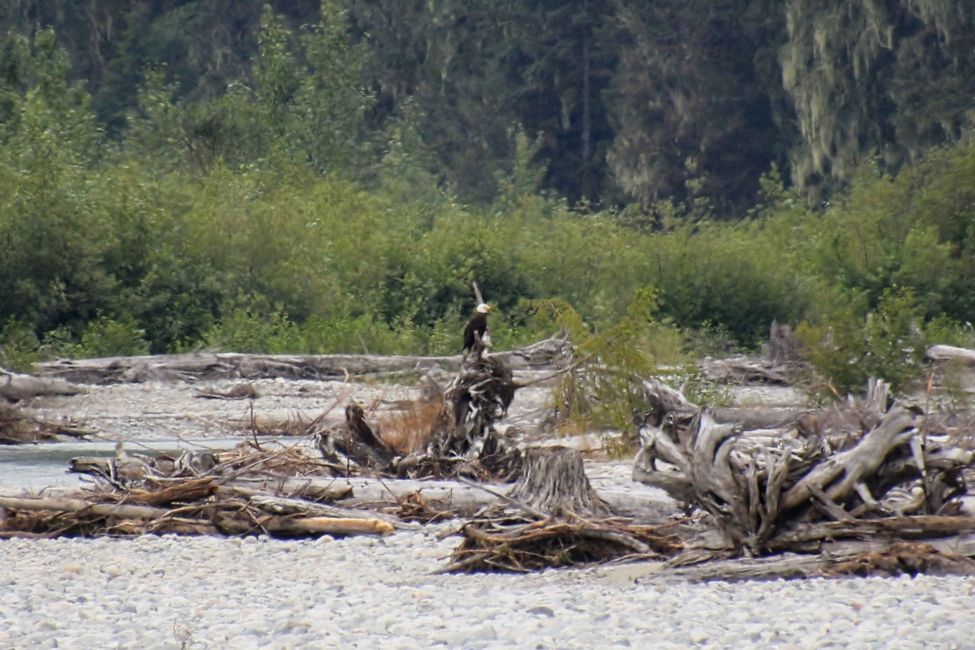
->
<box><xmin>0</xmin><ymin>320</ymin><xmax>40</xmax><ymax>371</ymax></box>
<box><xmin>78</xmin><ymin>316</ymin><xmax>150</xmax><ymax>358</ymax></box>
<box><xmin>542</xmin><ymin>289</ymin><xmax>687</xmax><ymax>433</ymax></box>
<box><xmin>203</xmin><ymin>307</ymin><xmax>305</xmax><ymax>354</ymax></box>
<box><xmin>797</xmin><ymin>287</ymin><xmax>930</xmax><ymax>395</ymax></box>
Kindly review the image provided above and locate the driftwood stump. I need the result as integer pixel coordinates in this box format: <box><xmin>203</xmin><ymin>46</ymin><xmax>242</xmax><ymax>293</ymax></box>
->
<box><xmin>507</xmin><ymin>446</ymin><xmax>611</xmax><ymax>518</ymax></box>
<box><xmin>317</xmin><ymin>403</ymin><xmax>395</xmax><ymax>471</ymax></box>
<box><xmin>443</xmin><ymin>445</ymin><xmax>681</xmax><ymax>572</ymax></box>
<box><xmin>430</xmin><ymin>355</ymin><xmax>515</xmax><ymax>457</ymax></box>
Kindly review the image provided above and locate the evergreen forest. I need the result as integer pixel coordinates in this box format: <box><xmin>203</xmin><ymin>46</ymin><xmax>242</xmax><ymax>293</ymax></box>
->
<box><xmin>1</xmin><ymin>0</ymin><xmax>974</xmax><ymax>395</ymax></box>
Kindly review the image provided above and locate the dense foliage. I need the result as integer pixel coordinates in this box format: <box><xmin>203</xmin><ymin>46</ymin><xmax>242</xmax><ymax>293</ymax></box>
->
<box><xmin>2</xmin><ymin>0</ymin><xmax>973</xmax><ymax>211</ymax></box>
<box><xmin>1</xmin><ymin>3</ymin><xmax>974</xmax><ymax>399</ymax></box>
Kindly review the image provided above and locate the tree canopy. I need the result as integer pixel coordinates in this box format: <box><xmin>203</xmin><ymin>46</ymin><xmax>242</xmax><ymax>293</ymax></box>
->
<box><xmin>1</xmin><ymin>0</ymin><xmax>971</xmax><ymax>211</ymax></box>
<box><xmin>1</xmin><ymin>1</ymin><xmax>974</xmax><ymax>398</ymax></box>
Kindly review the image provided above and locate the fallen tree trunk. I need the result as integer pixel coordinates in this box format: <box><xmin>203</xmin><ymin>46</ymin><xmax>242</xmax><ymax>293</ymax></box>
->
<box><xmin>34</xmin><ymin>336</ymin><xmax>572</xmax><ymax>385</ymax></box>
<box><xmin>0</xmin><ymin>368</ymin><xmax>85</xmax><ymax>402</ymax></box>
<box><xmin>926</xmin><ymin>344</ymin><xmax>975</xmax><ymax>366</ymax></box>
<box><xmin>221</xmin><ymin>473</ymin><xmax>676</xmax><ymax>521</ymax></box>
<box><xmin>0</xmin><ymin>494</ymin><xmax>171</xmax><ymax>520</ymax></box>
<box><xmin>266</xmin><ymin>516</ymin><xmax>394</xmax><ymax>536</ymax></box>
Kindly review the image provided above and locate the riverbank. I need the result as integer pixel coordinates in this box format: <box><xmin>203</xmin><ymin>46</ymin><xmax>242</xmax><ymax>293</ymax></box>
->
<box><xmin>1</xmin><ymin>532</ymin><xmax>973</xmax><ymax>649</ymax></box>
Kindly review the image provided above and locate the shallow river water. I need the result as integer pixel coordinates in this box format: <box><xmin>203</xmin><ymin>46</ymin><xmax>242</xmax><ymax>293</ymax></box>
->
<box><xmin>0</xmin><ymin>437</ymin><xmax>248</xmax><ymax>493</ymax></box>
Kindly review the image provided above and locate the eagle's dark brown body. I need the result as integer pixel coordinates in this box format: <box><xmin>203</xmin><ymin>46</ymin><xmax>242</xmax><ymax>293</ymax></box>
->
<box><xmin>463</xmin><ymin>311</ymin><xmax>489</xmax><ymax>355</ymax></box>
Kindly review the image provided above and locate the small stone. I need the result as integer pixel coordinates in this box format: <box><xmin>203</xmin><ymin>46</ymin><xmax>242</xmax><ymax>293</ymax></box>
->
<box><xmin>527</xmin><ymin>606</ymin><xmax>555</xmax><ymax>618</ymax></box>
<box><xmin>102</xmin><ymin>565</ymin><xmax>126</xmax><ymax>578</ymax></box>
<box><xmin>688</xmin><ymin>628</ymin><xmax>709</xmax><ymax>644</ymax></box>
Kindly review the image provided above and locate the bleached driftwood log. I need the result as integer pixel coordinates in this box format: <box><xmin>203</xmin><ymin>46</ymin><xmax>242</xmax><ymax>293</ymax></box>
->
<box><xmin>926</xmin><ymin>344</ymin><xmax>975</xmax><ymax>366</ymax></box>
<box><xmin>700</xmin><ymin>322</ymin><xmax>805</xmax><ymax>386</ymax></box>
<box><xmin>700</xmin><ymin>357</ymin><xmax>791</xmax><ymax>385</ymax></box>
<box><xmin>0</xmin><ymin>368</ymin><xmax>85</xmax><ymax>402</ymax></box>
<box><xmin>33</xmin><ymin>336</ymin><xmax>572</xmax><ymax>385</ymax></box>
<box><xmin>633</xmin><ymin>377</ymin><xmax>974</xmax><ymax>555</ymax></box>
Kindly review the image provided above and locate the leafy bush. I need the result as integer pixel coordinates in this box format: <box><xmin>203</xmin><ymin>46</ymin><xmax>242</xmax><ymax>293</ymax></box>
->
<box><xmin>542</xmin><ymin>289</ymin><xmax>686</xmax><ymax>434</ymax></box>
<box><xmin>797</xmin><ymin>288</ymin><xmax>931</xmax><ymax>395</ymax></box>
<box><xmin>0</xmin><ymin>320</ymin><xmax>40</xmax><ymax>371</ymax></box>
<box><xmin>77</xmin><ymin>316</ymin><xmax>150</xmax><ymax>358</ymax></box>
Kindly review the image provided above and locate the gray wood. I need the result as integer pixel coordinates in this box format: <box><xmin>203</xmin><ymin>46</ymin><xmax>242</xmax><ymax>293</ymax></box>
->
<box><xmin>33</xmin><ymin>337</ymin><xmax>572</xmax><ymax>385</ymax></box>
<box><xmin>632</xmin><ymin>376</ymin><xmax>975</xmax><ymax>554</ymax></box>
<box><xmin>0</xmin><ymin>368</ymin><xmax>85</xmax><ymax>402</ymax></box>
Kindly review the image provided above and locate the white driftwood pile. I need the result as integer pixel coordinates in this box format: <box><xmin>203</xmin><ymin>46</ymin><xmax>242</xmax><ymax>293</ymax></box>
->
<box><xmin>633</xmin><ymin>376</ymin><xmax>974</xmax><ymax>558</ymax></box>
<box><xmin>0</xmin><ymin>440</ymin><xmax>403</xmax><ymax>539</ymax></box>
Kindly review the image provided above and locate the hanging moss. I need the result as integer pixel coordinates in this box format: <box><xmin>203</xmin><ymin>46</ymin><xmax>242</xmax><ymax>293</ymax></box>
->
<box><xmin>780</xmin><ymin>0</ymin><xmax>975</xmax><ymax>203</ymax></box>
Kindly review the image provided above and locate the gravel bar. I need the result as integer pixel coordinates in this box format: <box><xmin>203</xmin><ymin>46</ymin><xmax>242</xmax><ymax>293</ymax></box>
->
<box><xmin>1</xmin><ymin>529</ymin><xmax>973</xmax><ymax>649</ymax></box>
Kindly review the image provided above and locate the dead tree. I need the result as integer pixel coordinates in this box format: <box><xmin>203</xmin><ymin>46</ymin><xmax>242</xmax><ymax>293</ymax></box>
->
<box><xmin>633</xmin><ymin>377</ymin><xmax>974</xmax><ymax>556</ymax></box>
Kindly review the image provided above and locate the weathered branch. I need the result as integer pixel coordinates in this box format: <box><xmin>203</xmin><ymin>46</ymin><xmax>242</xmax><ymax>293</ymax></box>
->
<box><xmin>632</xmin><ymin>377</ymin><xmax>975</xmax><ymax>554</ymax></box>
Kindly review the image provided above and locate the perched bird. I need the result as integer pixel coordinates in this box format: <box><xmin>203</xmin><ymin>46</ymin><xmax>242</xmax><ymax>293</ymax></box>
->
<box><xmin>463</xmin><ymin>303</ymin><xmax>492</xmax><ymax>357</ymax></box>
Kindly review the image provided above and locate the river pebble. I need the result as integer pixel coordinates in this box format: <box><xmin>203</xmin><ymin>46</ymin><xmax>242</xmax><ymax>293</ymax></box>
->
<box><xmin>1</xmin><ymin>529</ymin><xmax>973</xmax><ymax>649</ymax></box>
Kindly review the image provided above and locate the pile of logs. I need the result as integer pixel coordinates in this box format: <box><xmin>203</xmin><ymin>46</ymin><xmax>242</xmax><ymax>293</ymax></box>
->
<box><xmin>0</xmin><ymin>402</ymin><xmax>91</xmax><ymax>445</ymax></box>
<box><xmin>1</xmin><ymin>368</ymin><xmax>91</xmax><ymax>443</ymax></box>
<box><xmin>632</xmin><ymin>376</ymin><xmax>975</xmax><ymax>561</ymax></box>
<box><xmin>443</xmin><ymin>446</ymin><xmax>683</xmax><ymax>573</ymax></box>
<box><xmin>0</xmin><ymin>440</ymin><xmax>398</xmax><ymax>539</ymax></box>
<box><xmin>4</xmin><ymin>329</ymin><xmax>975</xmax><ymax>579</ymax></box>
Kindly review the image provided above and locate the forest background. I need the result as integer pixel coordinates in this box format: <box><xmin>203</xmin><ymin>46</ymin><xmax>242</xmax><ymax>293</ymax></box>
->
<box><xmin>1</xmin><ymin>0</ymin><xmax>974</xmax><ymax>399</ymax></box>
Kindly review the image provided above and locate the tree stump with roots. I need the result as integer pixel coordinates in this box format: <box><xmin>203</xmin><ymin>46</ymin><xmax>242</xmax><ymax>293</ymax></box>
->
<box><xmin>442</xmin><ymin>445</ymin><xmax>682</xmax><ymax>573</ymax></box>
<box><xmin>633</xmin><ymin>377</ymin><xmax>975</xmax><ymax>556</ymax></box>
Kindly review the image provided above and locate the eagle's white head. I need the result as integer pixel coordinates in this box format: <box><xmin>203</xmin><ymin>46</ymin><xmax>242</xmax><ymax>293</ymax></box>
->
<box><xmin>476</xmin><ymin>303</ymin><xmax>491</xmax><ymax>314</ymax></box>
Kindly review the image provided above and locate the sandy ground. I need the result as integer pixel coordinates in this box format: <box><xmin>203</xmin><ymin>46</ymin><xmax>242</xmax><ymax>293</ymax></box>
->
<box><xmin>22</xmin><ymin>369</ymin><xmax>561</xmax><ymax>443</ymax></box>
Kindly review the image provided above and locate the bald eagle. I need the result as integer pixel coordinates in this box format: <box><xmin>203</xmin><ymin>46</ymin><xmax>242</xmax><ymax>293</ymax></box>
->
<box><xmin>463</xmin><ymin>303</ymin><xmax>492</xmax><ymax>356</ymax></box>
